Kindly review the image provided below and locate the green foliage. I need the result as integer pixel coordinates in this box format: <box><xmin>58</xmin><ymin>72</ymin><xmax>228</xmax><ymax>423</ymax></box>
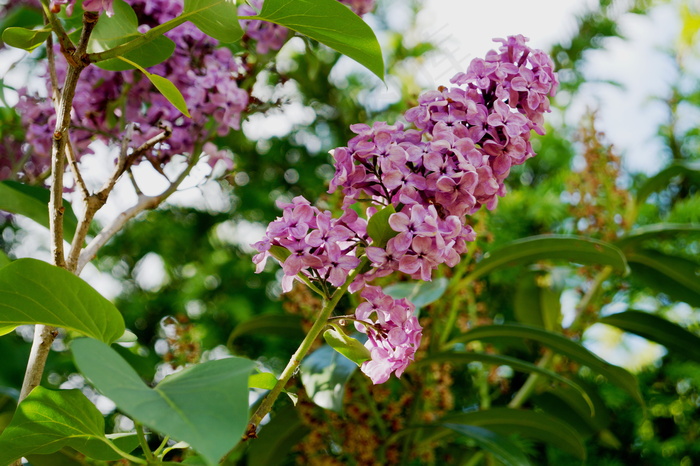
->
<box><xmin>442</xmin><ymin>424</ymin><xmax>532</xmax><ymax>466</ymax></box>
<box><xmin>300</xmin><ymin>342</ymin><xmax>358</xmax><ymax>412</ymax></box>
<box><xmin>119</xmin><ymin>56</ymin><xmax>191</xmax><ymax>117</ymax></box>
<box><xmin>0</xmin><ymin>259</ymin><xmax>125</xmax><ymax>342</ymax></box>
<box><xmin>0</xmin><ymin>387</ymin><xmax>139</xmax><ymax>464</ymax></box>
<box><xmin>182</xmin><ymin>0</ymin><xmax>243</xmax><ymax>43</ymax></box>
<box><xmin>72</xmin><ymin>338</ymin><xmax>255</xmax><ymax>465</ymax></box>
<box><xmin>468</xmin><ymin>235</ymin><xmax>629</xmax><ymax>281</ymax></box>
<box><xmin>1</xmin><ymin>26</ymin><xmax>51</xmax><ymax>51</ymax></box>
<box><xmin>454</xmin><ymin>324</ymin><xmax>643</xmax><ymax>405</ymax></box>
<box><xmin>89</xmin><ymin>0</ymin><xmax>176</xmax><ymax>70</ymax></box>
<box><xmin>252</xmin><ymin>0</ymin><xmax>384</xmax><ymax>80</ymax></box>
<box><xmin>366</xmin><ymin>204</ymin><xmax>398</xmax><ymax>247</ymax></box>
<box><xmin>0</xmin><ymin>181</ymin><xmax>78</xmax><ymax>242</ymax></box>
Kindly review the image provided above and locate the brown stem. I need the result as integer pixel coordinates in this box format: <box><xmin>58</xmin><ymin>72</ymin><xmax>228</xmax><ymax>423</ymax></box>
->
<box><xmin>18</xmin><ymin>12</ymin><xmax>99</xmax><ymax>405</ymax></box>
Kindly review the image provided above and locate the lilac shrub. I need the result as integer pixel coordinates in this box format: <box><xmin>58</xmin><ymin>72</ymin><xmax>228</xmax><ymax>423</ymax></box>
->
<box><xmin>253</xmin><ymin>35</ymin><xmax>557</xmax><ymax>384</ymax></box>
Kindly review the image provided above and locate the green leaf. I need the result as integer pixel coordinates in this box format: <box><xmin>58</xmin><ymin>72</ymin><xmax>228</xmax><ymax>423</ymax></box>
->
<box><xmin>2</xmin><ymin>26</ymin><xmax>50</xmax><ymax>51</ymax></box>
<box><xmin>228</xmin><ymin>314</ymin><xmax>304</xmax><ymax>346</ymax></box>
<box><xmin>247</xmin><ymin>406</ymin><xmax>310</xmax><ymax>466</ymax></box>
<box><xmin>533</xmin><ymin>383</ymin><xmax>612</xmax><ymax>439</ymax></box>
<box><xmin>0</xmin><ymin>258</ymin><xmax>125</xmax><ymax>343</ymax></box>
<box><xmin>323</xmin><ymin>327</ymin><xmax>371</xmax><ymax>365</ymax></box>
<box><xmin>626</xmin><ymin>249</ymin><xmax>700</xmax><ymax>307</ymax></box>
<box><xmin>0</xmin><ymin>180</ymin><xmax>79</xmax><ymax>242</ymax></box>
<box><xmin>600</xmin><ymin>310</ymin><xmax>700</xmax><ymax>362</ymax></box>
<box><xmin>183</xmin><ymin>0</ymin><xmax>243</xmax><ymax>43</ymax></box>
<box><xmin>443</xmin><ymin>424</ymin><xmax>531</xmax><ymax>466</ymax></box>
<box><xmin>384</xmin><ymin>277</ymin><xmax>449</xmax><ymax>309</ymax></box>
<box><xmin>249</xmin><ymin>372</ymin><xmax>278</xmax><ymax>390</ymax></box>
<box><xmin>26</xmin><ymin>435</ymin><xmax>141</xmax><ymax>466</ymax></box>
<box><xmin>72</xmin><ymin>338</ymin><xmax>255</xmax><ymax>466</ymax></box>
<box><xmin>615</xmin><ymin>223</ymin><xmax>700</xmax><ymax>250</ymax></box>
<box><xmin>366</xmin><ymin>204</ymin><xmax>397</xmax><ymax>248</ymax></box>
<box><xmin>416</xmin><ymin>351</ymin><xmax>594</xmax><ymax>413</ymax></box>
<box><xmin>0</xmin><ymin>250</ymin><xmax>9</xmax><ymax>268</ymax></box>
<box><xmin>636</xmin><ymin>160</ymin><xmax>700</xmax><ymax>204</ymax></box>
<box><xmin>0</xmin><ymin>387</ymin><xmax>139</xmax><ymax>464</ymax></box>
<box><xmin>118</xmin><ymin>56</ymin><xmax>191</xmax><ymax>117</ymax></box>
<box><xmin>301</xmin><ymin>342</ymin><xmax>358</xmax><ymax>412</ymax></box>
<box><xmin>452</xmin><ymin>324</ymin><xmax>643</xmax><ymax>405</ymax></box>
<box><xmin>89</xmin><ymin>0</ymin><xmax>175</xmax><ymax>71</ymax></box>
<box><xmin>469</xmin><ymin>235</ymin><xmax>629</xmax><ymax>281</ymax></box>
<box><xmin>514</xmin><ymin>271</ymin><xmax>561</xmax><ymax>330</ymax></box>
<box><xmin>435</xmin><ymin>408</ymin><xmax>586</xmax><ymax>459</ymax></box>
<box><xmin>253</xmin><ymin>0</ymin><xmax>384</xmax><ymax>80</ymax></box>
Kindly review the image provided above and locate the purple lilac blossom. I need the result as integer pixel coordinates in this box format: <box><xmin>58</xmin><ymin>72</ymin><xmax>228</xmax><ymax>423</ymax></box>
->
<box><xmin>10</xmin><ymin>0</ymin><xmax>248</xmax><ymax>178</ymax></box>
<box><xmin>253</xmin><ymin>35</ymin><xmax>557</xmax><ymax>384</ymax></box>
<box><xmin>354</xmin><ymin>286</ymin><xmax>421</xmax><ymax>384</ymax></box>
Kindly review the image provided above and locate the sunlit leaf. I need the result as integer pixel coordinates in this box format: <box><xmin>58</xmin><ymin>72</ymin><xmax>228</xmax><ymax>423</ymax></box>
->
<box><xmin>600</xmin><ymin>310</ymin><xmax>700</xmax><ymax>362</ymax></box>
<box><xmin>252</xmin><ymin>0</ymin><xmax>384</xmax><ymax>80</ymax></box>
<box><xmin>0</xmin><ymin>387</ymin><xmax>138</xmax><ymax>464</ymax></box>
<box><xmin>0</xmin><ymin>259</ymin><xmax>125</xmax><ymax>343</ymax></box>
<box><xmin>249</xmin><ymin>372</ymin><xmax>278</xmax><ymax>390</ymax></box>
<box><xmin>72</xmin><ymin>338</ymin><xmax>255</xmax><ymax>466</ymax></box>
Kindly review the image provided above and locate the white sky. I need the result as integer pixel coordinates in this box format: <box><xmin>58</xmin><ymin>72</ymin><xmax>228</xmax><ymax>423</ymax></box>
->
<box><xmin>412</xmin><ymin>0</ymin><xmax>688</xmax><ymax>174</ymax></box>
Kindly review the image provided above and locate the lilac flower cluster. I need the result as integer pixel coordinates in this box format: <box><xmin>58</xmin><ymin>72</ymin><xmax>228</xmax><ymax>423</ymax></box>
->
<box><xmin>10</xmin><ymin>0</ymin><xmax>248</xmax><ymax>180</ymax></box>
<box><xmin>354</xmin><ymin>286</ymin><xmax>421</xmax><ymax>384</ymax></box>
<box><xmin>253</xmin><ymin>36</ymin><xmax>557</xmax><ymax>384</ymax></box>
<box><xmin>253</xmin><ymin>196</ymin><xmax>366</xmax><ymax>293</ymax></box>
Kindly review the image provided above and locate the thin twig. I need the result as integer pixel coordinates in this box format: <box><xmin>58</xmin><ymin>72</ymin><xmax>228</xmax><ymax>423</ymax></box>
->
<box><xmin>76</xmin><ymin>146</ymin><xmax>201</xmax><ymax>275</ymax></box>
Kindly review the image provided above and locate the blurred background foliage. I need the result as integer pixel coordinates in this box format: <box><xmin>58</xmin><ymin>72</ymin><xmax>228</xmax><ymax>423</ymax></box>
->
<box><xmin>1</xmin><ymin>0</ymin><xmax>699</xmax><ymax>464</ymax></box>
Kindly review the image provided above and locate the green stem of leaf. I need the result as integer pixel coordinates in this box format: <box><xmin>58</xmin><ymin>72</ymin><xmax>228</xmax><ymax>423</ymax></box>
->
<box><xmin>243</xmin><ymin>257</ymin><xmax>369</xmax><ymax>440</ymax></box>
<box><xmin>136</xmin><ymin>422</ymin><xmax>156</xmax><ymax>462</ymax></box>
<box><xmin>507</xmin><ymin>349</ymin><xmax>554</xmax><ymax>409</ymax></box>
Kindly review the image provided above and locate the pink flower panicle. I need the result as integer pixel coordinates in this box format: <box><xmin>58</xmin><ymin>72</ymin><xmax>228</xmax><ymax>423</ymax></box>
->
<box><xmin>253</xmin><ymin>36</ymin><xmax>557</xmax><ymax>384</ymax></box>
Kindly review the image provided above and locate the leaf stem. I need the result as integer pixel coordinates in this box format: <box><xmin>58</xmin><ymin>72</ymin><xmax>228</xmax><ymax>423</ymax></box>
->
<box><xmin>242</xmin><ymin>258</ymin><xmax>368</xmax><ymax>441</ymax></box>
<box><xmin>135</xmin><ymin>422</ymin><xmax>157</xmax><ymax>462</ymax></box>
<box><xmin>507</xmin><ymin>349</ymin><xmax>554</xmax><ymax>409</ymax></box>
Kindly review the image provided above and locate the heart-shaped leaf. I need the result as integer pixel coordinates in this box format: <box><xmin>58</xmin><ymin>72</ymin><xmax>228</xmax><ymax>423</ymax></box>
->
<box><xmin>72</xmin><ymin>338</ymin><xmax>255</xmax><ymax>466</ymax></box>
<box><xmin>323</xmin><ymin>327</ymin><xmax>371</xmax><ymax>365</ymax></box>
<box><xmin>0</xmin><ymin>258</ymin><xmax>125</xmax><ymax>343</ymax></box>
<box><xmin>89</xmin><ymin>0</ymin><xmax>175</xmax><ymax>71</ymax></box>
<box><xmin>367</xmin><ymin>204</ymin><xmax>397</xmax><ymax>248</ymax></box>
<box><xmin>0</xmin><ymin>387</ymin><xmax>138</xmax><ymax>464</ymax></box>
